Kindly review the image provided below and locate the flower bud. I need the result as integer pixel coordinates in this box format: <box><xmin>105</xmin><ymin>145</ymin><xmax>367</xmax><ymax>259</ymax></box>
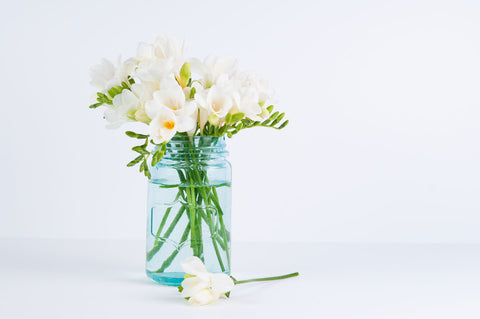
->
<box><xmin>208</xmin><ymin>113</ymin><xmax>219</xmax><ymax>126</ymax></box>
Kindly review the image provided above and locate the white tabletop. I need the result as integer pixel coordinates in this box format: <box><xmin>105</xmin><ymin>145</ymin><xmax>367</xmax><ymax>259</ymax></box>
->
<box><xmin>1</xmin><ymin>239</ymin><xmax>479</xmax><ymax>318</ymax></box>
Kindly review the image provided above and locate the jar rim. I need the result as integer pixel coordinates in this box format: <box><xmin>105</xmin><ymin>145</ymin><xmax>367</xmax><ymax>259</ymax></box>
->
<box><xmin>168</xmin><ymin>135</ymin><xmax>225</xmax><ymax>142</ymax></box>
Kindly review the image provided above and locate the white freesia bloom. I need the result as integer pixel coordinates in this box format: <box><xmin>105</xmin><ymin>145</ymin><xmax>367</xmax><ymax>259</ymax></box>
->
<box><xmin>130</xmin><ymin>82</ymin><xmax>159</xmax><ymax>124</ymax></box>
<box><xmin>180</xmin><ymin>256</ymin><xmax>234</xmax><ymax>306</ymax></box>
<box><xmin>135</xmin><ymin>35</ymin><xmax>185</xmax><ymax>82</ymax></box>
<box><xmin>135</xmin><ymin>60</ymin><xmax>176</xmax><ymax>83</ymax></box>
<box><xmin>145</xmin><ymin>80</ymin><xmax>197</xmax><ymax>133</ymax></box>
<box><xmin>231</xmin><ymin>72</ymin><xmax>274</xmax><ymax>119</ymax></box>
<box><xmin>148</xmin><ymin>107</ymin><xmax>177</xmax><ymax>144</ymax></box>
<box><xmin>136</xmin><ymin>35</ymin><xmax>184</xmax><ymax>64</ymax></box>
<box><xmin>195</xmin><ymin>85</ymin><xmax>234</xmax><ymax>126</ymax></box>
<box><xmin>190</xmin><ymin>55</ymin><xmax>238</xmax><ymax>88</ymax></box>
<box><xmin>104</xmin><ymin>89</ymin><xmax>139</xmax><ymax>128</ymax></box>
<box><xmin>90</xmin><ymin>57</ymin><xmax>135</xmax><ymax>92</ymax></box>
<box><xmin>153</xmin><ymin>35</ymin><xmax>185</xmax><ymax>66</ymax></box>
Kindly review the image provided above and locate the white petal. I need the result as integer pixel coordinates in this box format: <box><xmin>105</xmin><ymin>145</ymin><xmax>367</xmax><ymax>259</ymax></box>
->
<box><xmin>136</xmin><ymin>42</ymin><xmax>154</xmax><ymax>62</ymax></box>
<box><xmin>175</xmin><ymin>114</ymin><xmax>196</xmax><ymax>132</ymax></box>
<box><xmin>181</xmin><ymin>256</ymin><xmax>207</xmax><ymax>275</ymax></box>
<box><xmin>159</xmin><ymin>125</ymin><xmax>176</xmax><ymax>142</ymax></box>
<box><xmin>181</xmin><ymin>277</ymin><xmax>209</xmax><ymax>298</ymax></box>
<box><xmin>145</xmin><ymin>99</ymin><xmax>161</xmax><ymax>120</ymax></box>
<box><xmin>89</xmin><ymin>58</ymin><xmax>115</xmax><ymax>90</ymax></box>
<box><xmin>190</xmin><ymin>57</ymin><xmax>207</xmax><ymax>76</ymax></box>
<box><xmin>198</xmin><ymin>108</ymin><xmax>210</xmax><ymax>130</ymax></box>
<box><xmin>183</xmin><ymin>101</ymin><xmax>197</xmax><ymax>116</ymax></box>
<box><xmin>210</xmin><ymin>273</ymin><xmax>234</xmax><ymax>294</ymax></box>
<box><xmin>188</xmin><ymin>289</ymin><xmax>220</xmax><ymax>306</ymax></box>
<box><xmin>113</xmin><ymin>90</ymin><xmax>138</xmax><ymax>112</ymax></box>
<box><xmin>215</xmin><ymin>56</ymin><xmax>238</xmax><ymax>76</ymax></box>
<box><xmin>154</xmin><ymin>84</ymin><xmax>185</xmax><ymax>111</ymax></box>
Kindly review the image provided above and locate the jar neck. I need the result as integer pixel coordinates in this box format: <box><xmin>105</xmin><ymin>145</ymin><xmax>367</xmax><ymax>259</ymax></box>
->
<box><xmin>163</xmin><ymin>135</ymin><xmax>228</xmax><ymax>161</ymax></box>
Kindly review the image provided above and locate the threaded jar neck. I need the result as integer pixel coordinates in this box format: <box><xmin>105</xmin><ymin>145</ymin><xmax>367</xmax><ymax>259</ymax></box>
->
<box><xmin>163</xmin><ymin>135</ymin><xmax>228</xmax><ymax>161</ymax></box>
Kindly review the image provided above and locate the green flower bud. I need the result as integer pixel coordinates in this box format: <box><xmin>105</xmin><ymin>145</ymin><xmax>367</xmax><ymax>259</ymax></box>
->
<box><xmin>208</xmin><ymin>113</ymin><xmax>219</xmax><ymax>126</ymax></box>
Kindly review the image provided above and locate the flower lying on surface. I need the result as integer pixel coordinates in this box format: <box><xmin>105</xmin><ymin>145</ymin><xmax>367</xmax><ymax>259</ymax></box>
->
<box><xmin>179</xmin><ymin>256</ymin><xmax>234</xmax><ymax>306</ymax></box>
<box><xmin>179</xmin><ymin>256</ymin><xmax>299</xmax><ymax>306</ymax></box>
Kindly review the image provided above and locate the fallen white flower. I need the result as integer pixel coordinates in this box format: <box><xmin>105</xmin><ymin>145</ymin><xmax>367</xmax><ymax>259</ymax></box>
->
<box><xmin>180</xmin><ymin>256</ymin><xmax>234</xmax><ymax>306</ymax></box>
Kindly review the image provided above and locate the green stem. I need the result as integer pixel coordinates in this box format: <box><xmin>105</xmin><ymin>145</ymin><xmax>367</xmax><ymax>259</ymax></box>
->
<box><xmin>154</xmin><ymin>223</ymin><xmax>191</xmax><ymax>273</ymax></box>
<box><xmin>153</xmin><ymin>190</ymin><xmax>182</xmax><ymax>246</ymax></box>
<box><xmin>210</xmin><ymin>185</ymin><xmax>231</xmax><ymax>268</ymax></box>
<box><xmin>185</xmin><ymin>183</ymin><xmax>198</xmax><ymax>257</ymax></box>
<box><xmin>234</xmin><ymin>272</ymin><xmax>299</xmax><ymax>285</ymax></box>
<box><xmin>146</xmin><ymin>205</ymin><xmax>186</xmax><ymax>261</ymax></box>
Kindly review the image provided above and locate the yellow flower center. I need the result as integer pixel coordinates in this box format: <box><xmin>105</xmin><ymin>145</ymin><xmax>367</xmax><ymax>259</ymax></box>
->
<box><xmin>164</xmin><ymin>121</ymin><xmax>175</xmax><ymax>129</ymax></box>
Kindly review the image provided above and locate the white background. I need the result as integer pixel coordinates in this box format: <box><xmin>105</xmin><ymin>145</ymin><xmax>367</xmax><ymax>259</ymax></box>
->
<box><xmin>1</xmin><ymin>0</ymin><xmax>479</xmax><ymax>243</ymax></box>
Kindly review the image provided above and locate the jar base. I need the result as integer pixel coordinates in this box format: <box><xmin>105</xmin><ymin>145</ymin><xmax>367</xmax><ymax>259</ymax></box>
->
<box><xmin>146</xmin><ymin>270</ymin><xmax>185</xmax><ymax>286</ymax></box>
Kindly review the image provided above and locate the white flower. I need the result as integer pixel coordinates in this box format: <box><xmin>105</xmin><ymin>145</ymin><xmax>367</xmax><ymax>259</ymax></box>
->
<box><xmin>231</xmin><ymin>72</ymin><xmax>274</xmax><ymax>120</ymax></box>
<box><xmin>89</xmin><ymin>57</ymin><xmax>135</xmax><ymax>92</ymax></box>
<box><xmin>135</xmin><ymin>35</ymin><xmax>185</xmax><ymax>82</ymax></box>
<box><xmin>145</xmin><ymin>80</ymin><xmax>197</xmax><ymax>133</ymax></box>
<box><xmin>136</xmin><ymin>35</ymin><xmax>184</xmax><ymax>65</ymax></box>
<box><xmin>130</xmin><ymin>82</ymin><xmax>158</xmax><ymax>124</ymax></box>
<box><xmin>232</xmin><ymin>86</ymin><xmax>261</xmax><ymax>119</ymax></box>
<box><xmin>190</xmin><ymin>55</ymin><xmax>238</xmax><ymax>88</ymax></box>
<box><xmin>180</xmin><ymin>256</ymin><xmax>234</xmax><ymax>306</ymax></box>
<box><xmin>148</xmin><ymin>107</ymin><xmax>177</xmax><ymax>144</ymax></box>
<box><xmin>135</xmin><ymin>60</ymin><xmax>176</xmax><ymax>83</ymax></box>
<box><xmin>153</xmin><ymin>35</ymin><xmax>185</xmax><ymax>66</ymax></box>
<box><xmin>195</xmin><ymin>85</ymin><xmax>234</xmax><ymax>129</ymax></box>
<box><xmin>104</xmin><ymin>89</ymin><xmax>139</xmax><ymax>128</ymax></box>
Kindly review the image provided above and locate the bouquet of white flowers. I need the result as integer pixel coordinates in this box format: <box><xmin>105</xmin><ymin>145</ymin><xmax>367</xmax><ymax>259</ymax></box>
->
<box><xmin>89</xmin><ymin>35</ymin><xmax>296</xmax><ymax>305</ymax></box>
<box><xmin>89</xmin><ymin>35</ymin><xmax>287</xmax><ymax>178</ymax></box>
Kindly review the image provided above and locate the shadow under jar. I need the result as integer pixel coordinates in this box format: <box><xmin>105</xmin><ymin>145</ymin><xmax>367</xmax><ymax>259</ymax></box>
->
<box><xmin>145</xmin><ymin>135</ymin><xmax>231</xmax><ymax>286</ymax></box>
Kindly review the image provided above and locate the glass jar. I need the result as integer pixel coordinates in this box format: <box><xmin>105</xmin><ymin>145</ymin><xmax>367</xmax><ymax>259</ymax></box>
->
<box><xmin>145</xmin><ymin>135</ymin><xmax>231</xmax><ymax>286</ymax></box>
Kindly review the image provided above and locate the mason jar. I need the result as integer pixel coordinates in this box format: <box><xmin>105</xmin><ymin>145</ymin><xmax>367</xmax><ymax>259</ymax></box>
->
<box><xmin>145</xmin><ymin>135</ymin><xmax>231</xmax><ymax>286</ymax></box>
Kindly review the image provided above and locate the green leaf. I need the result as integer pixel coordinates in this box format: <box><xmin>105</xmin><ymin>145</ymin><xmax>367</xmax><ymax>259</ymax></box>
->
<box><xmin>277</xmin><ymin>120</ymin><xmax>289</xmax><ymax>129</ymax></box>
<box><xmin>261</xmin><ymin>118</ymin><xmax>271</xmax><ymax>125</ymax></box>
<box><xmin>177</xmin><ymin>286</ymin><xmax>184</xmax><ymax>293</ymax></box>
<box><xmin>107</xmin><ymin>86</ymin><xmax>123</xmax><ymax>98</ymax></box>
<box><xmin>225</xmin><ymin>291</ymin><xmax>231</xmax><ymax>298</ymax></box>
<box><xmin>242</xmin><ymin>119</ymin><xmax>253</xmax><ymax>126</ymax></box>
<box><xmin>230</xmin><ymin>112</ymin><xmax>245</xmax><ymax>123</ymax></box>
<box><xmin>269</xmin><ymin>111</ymin><xmax>279</xmax><ymax>121</ymax></box>
<box><xmin>218</xmin><ymin>125</ymin><xmax>227</xmax><ymax>135</ymax></box>
<box><xmin>139</xmin><ymin>160</ymin><xmax>146</xmax><ymax>172</ymax></box>
<box><xmin>270</xmin><ymin>112</ymin><xmax>285</xmax><ymax>126</ymax></box>
<box><xmin>89</xmin><ymin>102</ymin><xmax>102</xmax><ymax>109</ymax></box>
<box><xmin>125</xmin><ymin>131</ymin><xmax>149</xmax><ymax>139</ymax></box>
<box><xmin>225</xmin><ymin>113</ymin><xmax>232</xmax><ymax>124</ymax></box>
<box><xmin>151</xmin><ymin>142</ymin><xmax>167</xmax><ymax>167</ymax></box>
<box><xmin>132</xmin><ymin>145</ymin><xmax>149</xmax><ymax>155</ymax></box>
<box><xmin>151</xmin><ymin>150</ymin><xmax>163</xmax><ymax>167</ymax></box>
<box><xmin>266</xmin><ymin>105</ymin><xmax>274</xmax><ymax>113</ymax></box>
<box><xmin>144</xmin><ymin>165</ymin><xmax>151</xmax><ymax>179</ymax></box>
<box><xmin>97</xmin><ymin>92</ymin><xmax>108</xmax><ymax>99</ymax></box>
<box><xmin>127</xmin><ymin>155</ymin><xmax>144</xmax><ymax>167</ymax></box>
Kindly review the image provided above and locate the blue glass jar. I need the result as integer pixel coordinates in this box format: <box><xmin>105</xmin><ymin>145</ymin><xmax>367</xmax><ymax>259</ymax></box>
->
<box><xmin>145</xmin><ymin>135</ymin><xmax>231</xmax><ymax>286</ymax></box>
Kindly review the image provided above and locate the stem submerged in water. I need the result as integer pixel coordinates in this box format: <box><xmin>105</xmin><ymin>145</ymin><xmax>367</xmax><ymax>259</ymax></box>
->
<box><xmin>148</xmin><ymin>137</ymin><xmax>230</xmax><ymax>274</ymax></box>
